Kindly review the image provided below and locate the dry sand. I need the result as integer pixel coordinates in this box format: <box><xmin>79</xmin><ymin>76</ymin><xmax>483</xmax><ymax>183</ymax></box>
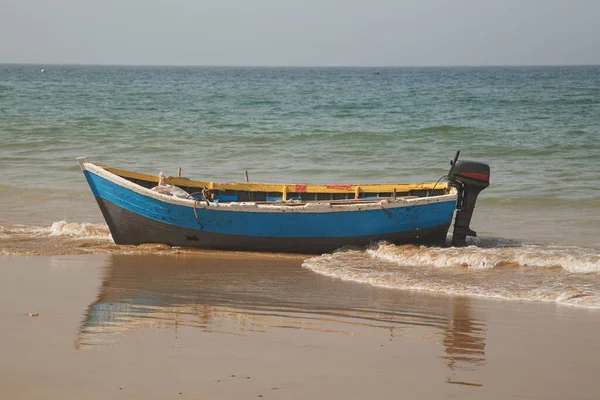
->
<box><xmin>1</xmin><ymin>253</ymin><xmax>599</xmax><ymax>399</ymax></box>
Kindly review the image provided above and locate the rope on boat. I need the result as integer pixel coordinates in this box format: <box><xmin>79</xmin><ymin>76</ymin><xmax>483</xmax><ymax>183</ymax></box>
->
<box><xmin>186</xmin><ymin>190</ymin><xmax>205</xmax><ymax>219</ymax></box>
<box><xmin>193</xmin><ymin>199</ymin><xmax>199</xmax><ymax>219</ymax></box>
<box><xmin>380</xmin><ymin>202</ymin><xmax>393</xmax><ymax>218</ymax></box>
<box><xmin>432</xmin><ymin>175</ymin><xmax>448</xmax><ymax>191</ymax></box>
<box><xmin>187</xmin><ymin>187</ymin><xmax>223</xmax><ymax>219</ymax></box>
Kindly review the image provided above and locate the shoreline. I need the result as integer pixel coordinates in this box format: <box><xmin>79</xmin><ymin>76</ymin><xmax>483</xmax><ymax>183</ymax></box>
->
<box><xmin>2</xmin><ymin>219</ymin><xmax>600</xmax><ymax>310</ymax></box>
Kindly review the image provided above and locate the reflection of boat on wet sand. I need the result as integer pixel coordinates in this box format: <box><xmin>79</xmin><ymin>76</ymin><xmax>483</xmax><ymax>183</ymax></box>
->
<box><xmin>77</xmin><ymin>152</ymin><xmax>490</xmax><ymax>253</ymax></box>
<box><xmin>442</xmin><ymin>298</ymin><xmax>486</xmax><ymax>386</ymax></box>
<box><xmin>76</xmin><ymin>254</ymin><xmax>487</xmax><ymax>380</ymax></box>
<box><xmin>77</xmin><ymin>254</ymin><xmax>447</xmax><ymax>347</ymax></box>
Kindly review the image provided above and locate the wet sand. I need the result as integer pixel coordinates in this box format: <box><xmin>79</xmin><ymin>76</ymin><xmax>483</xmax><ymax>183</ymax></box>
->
<box><xmin>1</xmin><ymin>253</ymin><xmax>599</xmax><ymax>399</ymax></box>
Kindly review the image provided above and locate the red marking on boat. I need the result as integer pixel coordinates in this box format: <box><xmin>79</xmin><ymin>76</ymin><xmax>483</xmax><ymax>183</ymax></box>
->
<box><xmin>459</xmin><ymin>172</ymin><xmax>489</xmax><ymax>181</ymax></box>
<box><xmin>326</xmin><ymin>184</ymin><xmax>352</xmax><ymax>190</ymax></box>
<box><xmin>295</xmin><ymin>184</ymin><xmax>307</xmax><ymax>193</ymax></box>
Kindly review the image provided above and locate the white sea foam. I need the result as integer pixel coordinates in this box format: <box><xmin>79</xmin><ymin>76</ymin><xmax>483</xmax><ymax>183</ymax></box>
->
<box><xmin>302</xmin><ymin>240</ymin><xmax>600</xmax><ymax>309</ymax></box>
<box><xmin>0</xmin><ymin>221</ymin><xmax>112</xmax><ymax>241</ymax></box>
<box><xmin>45</xmin><ymin>221</ymin><xmax>112</xmax><ymax>240</ymax></box>
<box><xmin>367</xmin><ymin>241</ymin><xmax>600</xmax><ymax>274</ymax></box>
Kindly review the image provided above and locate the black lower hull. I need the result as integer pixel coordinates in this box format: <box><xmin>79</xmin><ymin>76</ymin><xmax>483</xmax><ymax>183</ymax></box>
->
<box><xmin>95</xmin><ymin>197</ymin><xmax>450</xmax><ymax>254</ymax></box>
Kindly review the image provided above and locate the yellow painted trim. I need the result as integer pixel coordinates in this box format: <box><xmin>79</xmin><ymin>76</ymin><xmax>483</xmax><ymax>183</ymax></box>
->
<box><xmin>101</xmin><ymin>166</ymin><xmax>160</xmax><ymax>183</ymax></box>
<box><xmin>100</xmin><ymin>165</ymin><xmax>449</xmax><ymax>194</ymax></box>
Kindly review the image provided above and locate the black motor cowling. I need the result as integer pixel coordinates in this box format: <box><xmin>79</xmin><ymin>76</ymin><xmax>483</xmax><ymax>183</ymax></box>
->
<box><xmin>447</xmin><ymin>151</ymin><xmax>490</xmax><ymax>247</ymax></box>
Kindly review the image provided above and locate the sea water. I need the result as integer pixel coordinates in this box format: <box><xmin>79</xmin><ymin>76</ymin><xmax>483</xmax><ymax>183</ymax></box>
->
<box><xmin>1</xmin><ymin>64</ymin><xmax>599</xmax><ymax>307</ymax></box>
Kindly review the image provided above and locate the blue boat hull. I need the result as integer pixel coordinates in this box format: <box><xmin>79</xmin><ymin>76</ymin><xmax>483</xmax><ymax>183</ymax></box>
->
<box><xmin>83</xmin><ymin>167</ymin><xmax>457</xmax><ymax>253</ymax></box>
<box><xmin>94</xmin><ymin>196</ymin><xmax>451</xmax><ymax>253</ymax></box>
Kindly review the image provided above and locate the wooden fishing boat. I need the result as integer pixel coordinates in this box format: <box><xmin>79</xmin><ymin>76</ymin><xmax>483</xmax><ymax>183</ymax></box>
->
<box><xmin>77</xmin><ymin>152</ymin><xmax>489</xmax><ymax>253</ymax></box>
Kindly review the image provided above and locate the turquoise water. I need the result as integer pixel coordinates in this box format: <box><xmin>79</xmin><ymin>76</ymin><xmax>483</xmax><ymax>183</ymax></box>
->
<box><xmin>1</xmin><ymin>64</ymin><xmax>599</xmax><ymax>307</ymax></box>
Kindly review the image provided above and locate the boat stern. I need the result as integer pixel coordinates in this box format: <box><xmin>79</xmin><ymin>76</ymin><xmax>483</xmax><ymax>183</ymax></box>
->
<box><xmin>447</xmin><ymin>151</ymin><xmax>491</xmax><ymax>246</ymax></box>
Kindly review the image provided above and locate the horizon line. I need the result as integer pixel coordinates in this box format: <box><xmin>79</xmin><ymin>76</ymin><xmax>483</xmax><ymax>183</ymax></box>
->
<box><xmin>2</xmin><ymin>62</ymin><xmax>599</xmax><ymax>68</ymax></box>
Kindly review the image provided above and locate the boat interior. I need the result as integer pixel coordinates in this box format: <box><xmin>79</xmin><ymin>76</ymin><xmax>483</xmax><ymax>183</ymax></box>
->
<box><xmin>98</xmin><ymin>164</ymin><xmax>450</xmax><ymax>204</ymax></box>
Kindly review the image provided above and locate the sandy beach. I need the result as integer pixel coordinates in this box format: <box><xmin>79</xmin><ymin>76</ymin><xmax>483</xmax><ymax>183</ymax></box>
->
<box><xmin>1</xmin><ymin>252</ymin><xmax>599</xmax><ymax>399</ymax></box>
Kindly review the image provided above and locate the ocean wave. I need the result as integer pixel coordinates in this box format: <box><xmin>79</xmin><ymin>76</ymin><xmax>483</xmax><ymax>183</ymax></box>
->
<box><xmin>302</xmin><ymin>240</ymin><xmax>600</xmax><ymax>309</ymax></box>
<box><xmin>0</xmin><ymin>221</ymin><xmax>112</xmax><ymax>241</ymax></box>
<box><xmin>0</xmin><ymin>221</ymin><xmax>113</xmax><ymax>256</ymax></box>
<box><xmin>367</xmin><ymin>241</ymin><xmax>600</xmax><ymax>274</ymax></box>
<box><xmin>47</xmin><ymin>221</ymin><xmax>112</xmax><ymax>239</ymax></box>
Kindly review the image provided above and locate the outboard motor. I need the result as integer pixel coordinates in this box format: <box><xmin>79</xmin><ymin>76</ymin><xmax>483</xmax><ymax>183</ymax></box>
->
<box><xmin>447</xmin><ymin>151</ymin><xmax>490</xmax><ymax>247</ymax></box>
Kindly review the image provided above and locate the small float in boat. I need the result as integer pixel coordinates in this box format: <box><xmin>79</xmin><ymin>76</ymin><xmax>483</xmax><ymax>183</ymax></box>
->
<box><xmin>77</xmin><ymin>152</ymin><xmax>489</xmax><ymax>253</ymax></box>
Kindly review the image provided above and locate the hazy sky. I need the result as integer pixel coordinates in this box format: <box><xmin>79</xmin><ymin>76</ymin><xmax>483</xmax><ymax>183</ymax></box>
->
<box><xmin>2</xmin><ymin>0</ymin><xmax>598</xmax><ymax>66</ymax></box>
